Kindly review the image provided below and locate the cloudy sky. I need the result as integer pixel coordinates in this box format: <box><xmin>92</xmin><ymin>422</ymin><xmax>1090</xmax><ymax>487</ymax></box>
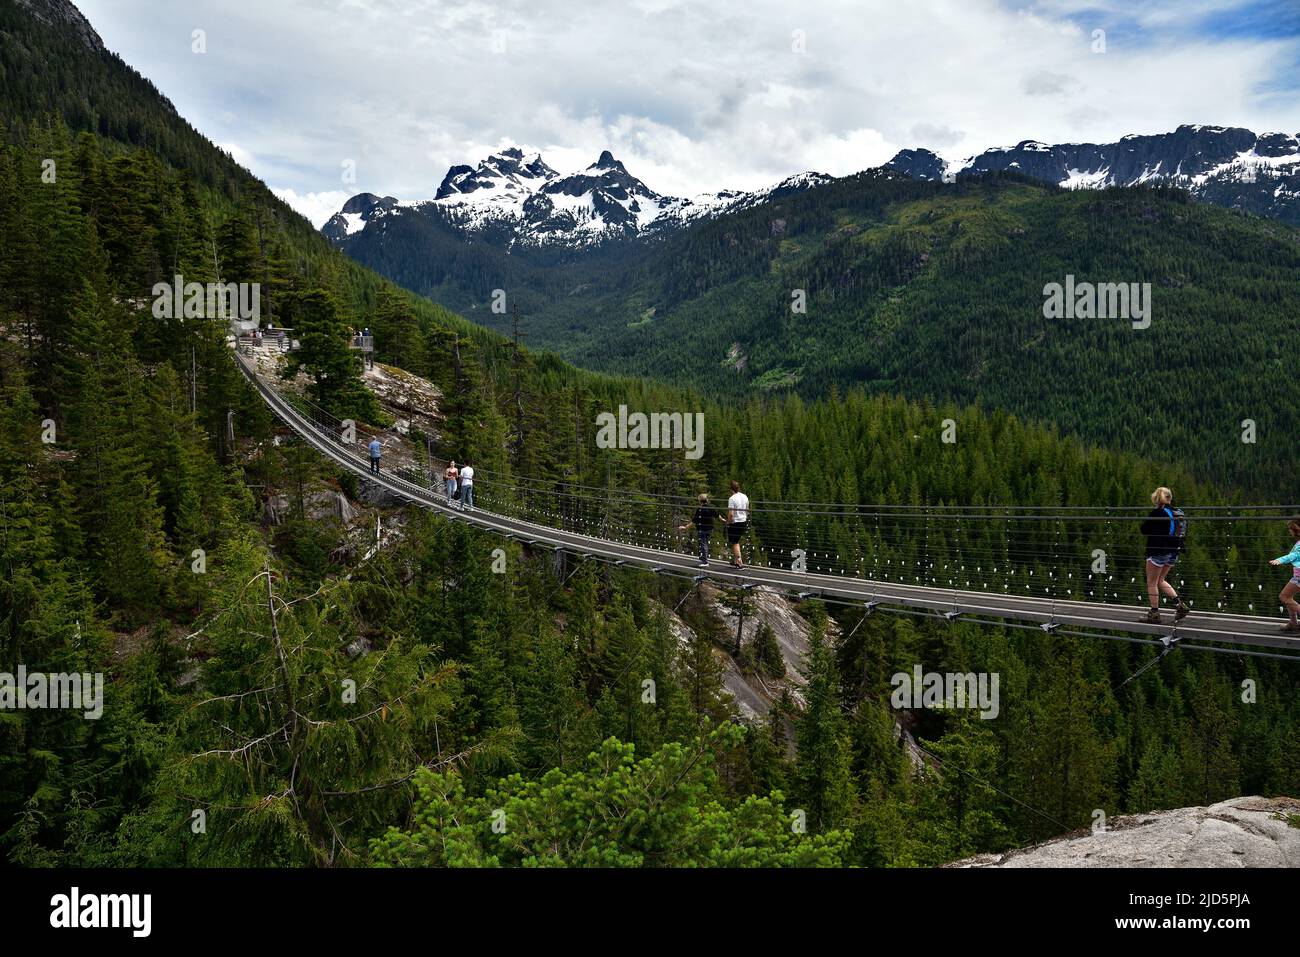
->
<box><xmin>77</xmin><ymin>0</ymin><xmax>1300</xmax><ymax>226</ymax></box>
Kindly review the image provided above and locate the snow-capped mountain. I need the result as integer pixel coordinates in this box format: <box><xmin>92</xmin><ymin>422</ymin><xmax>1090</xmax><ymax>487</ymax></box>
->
<box><xmin>883</xmin><ymin>124</ymin><xmax>1300</xmax><ymax>224</ymax></box>
<box><xmin>323</xmin><ymin>146</ymin><xmax>831</xmax><ymax>248</ymax></box>
<box><xmin>324</xmin><ymin>125</ymin><xmax>1300</xmax><ymax>259</ymax></box>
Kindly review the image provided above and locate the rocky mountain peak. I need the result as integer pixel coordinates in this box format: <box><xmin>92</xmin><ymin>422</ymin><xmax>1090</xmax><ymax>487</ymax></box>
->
<box><xmin>883</xmin><ymin>123</ymin><xmax>1300</xmax><ymax>225</ymax></box>
<box><xmin>15</xmin><ymin>0</ymin><xmax>105</xmax><ymax>53</ymax></box>
<box><xmin>593</xmin><ymin>149</ymin><xmax>623</xmax><ymax>171</ymax></box>
<box><xmin>328</xmin><ymin>145</ymin><xmax>830</xmax><ymax>249</ymax></box>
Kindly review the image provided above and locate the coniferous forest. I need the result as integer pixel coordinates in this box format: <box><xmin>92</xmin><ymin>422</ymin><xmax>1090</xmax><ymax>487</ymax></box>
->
<box><xmin>2</xmin><ymin>0</ymin><xmax>1300</xmax><ymax>888</ymax></box>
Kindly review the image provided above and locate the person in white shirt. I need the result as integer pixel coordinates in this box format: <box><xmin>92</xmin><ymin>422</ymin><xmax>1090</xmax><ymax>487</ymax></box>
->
<box><xmin>726</xmin><ymin>480</ymin><xmax>750</xmax><ymax>568</ymax></box>
<box><xmin>459</xmin><ymin>463</ymin><xmax>474</xmax><ymax>511</ymax></box>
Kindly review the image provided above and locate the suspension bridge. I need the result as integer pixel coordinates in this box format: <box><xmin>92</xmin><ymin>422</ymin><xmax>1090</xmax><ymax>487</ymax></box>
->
<box><xmin>233</xmin><ymin>347</ymin><xmax>1300</xmax><ymax>662</ymax></box>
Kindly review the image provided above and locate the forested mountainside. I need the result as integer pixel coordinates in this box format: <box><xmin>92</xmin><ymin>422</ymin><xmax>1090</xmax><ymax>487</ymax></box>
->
<box><xmin>2</xmin><ymin>0</ymin><xmax>1299</xmax><ymax>868</ymax></box>
<box><xmin>334</xmin><ymin>164</ymin><xmax>1300</xmax><ymax>500</ymax></box>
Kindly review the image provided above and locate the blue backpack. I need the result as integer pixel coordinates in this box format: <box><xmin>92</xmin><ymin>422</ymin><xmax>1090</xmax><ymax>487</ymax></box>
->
<box><xmin>1166</xmin><ymin>506</ymin><xmax>1188</xmax><ymax>547</ymax></box>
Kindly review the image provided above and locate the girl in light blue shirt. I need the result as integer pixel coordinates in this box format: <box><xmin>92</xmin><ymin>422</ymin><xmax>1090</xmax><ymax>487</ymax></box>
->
<box><xmin>1268</xmin><ymin>518</ymin><xmax>1300</xmax><ymax>633</ymax></box>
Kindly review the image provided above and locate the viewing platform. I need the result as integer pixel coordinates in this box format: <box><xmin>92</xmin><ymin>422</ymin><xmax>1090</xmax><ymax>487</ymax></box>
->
<box><xmin>231</xmin><ymin>329</ymin><xmax>374</xmax><ymax>359</ymax></box>
<box><xmin>235</xmin><ymin>326</ymin><xmax>295</xmax><ymax>352</ymax></box>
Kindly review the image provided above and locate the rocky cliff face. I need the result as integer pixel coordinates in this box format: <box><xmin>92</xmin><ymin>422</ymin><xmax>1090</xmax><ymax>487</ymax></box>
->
<box><xmin>954</xmin><ymin>797</ymin><xmax>1300</xmax><ymax>867</ymax></box>
<box><xmin>655</xmin><ymin>584</ymin><xmax>926</xmax><ymax>768</ymax></box>
<box><xmin>657</xmin><ymin>584</ymin><xmax>810</xmax><ymax>721</ymax></box>
<box><xmin>15</xmin><ymin>0</ymin><xmax>104</xmax><ymax>53</ymax></box>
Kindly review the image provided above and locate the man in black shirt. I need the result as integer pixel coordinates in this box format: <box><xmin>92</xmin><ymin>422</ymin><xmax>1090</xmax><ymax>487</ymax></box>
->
<box><xmin>678</xmin><ymin>493</ymin><xmax>719</xmax><ymax>567</ymax></box>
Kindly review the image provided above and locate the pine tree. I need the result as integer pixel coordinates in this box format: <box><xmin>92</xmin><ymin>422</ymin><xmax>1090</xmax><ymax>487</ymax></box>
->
<box><xmin>62</xmin><ymin>284</ymin><xmax>170</xmax><ymax>618</ymax></box>
<box><xmin>751</xmin><ymin>620</ymin><xmax>786</xmax><ymax>678</ymax></box>
<box><xmin>373</xmin><ymin>286</ymin><xmax>426</xmax><ymax>372</ymax></box>
<box><xmin>284</xmin><ymin>285</ymin><xmax>375</xmax><ymax>419</ymax></box>
<box><xmin>922</xmin><ymin>714</ymin><xmax>1010</xmax><ymax>858</ymax></box>
<box><xmin>126</xmin><ymin>539</ymin><xmax>493</xmax><ymax>866</ymax></box>
<box><xmin>792</xmin><ymin>608</ymin><xmax>856</xmax><ymax>832</ymax></box>
<box><xmin>1011</xmin><ymin>645</ymin><xmax>1117</xmax><ymax>839</ymax></box>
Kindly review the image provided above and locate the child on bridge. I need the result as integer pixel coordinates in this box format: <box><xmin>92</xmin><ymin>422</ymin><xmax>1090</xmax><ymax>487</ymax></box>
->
<box><xmin>678</xmin><ymin>493</ymin><xmax>719</xmax><ymax>567</ymax></box>
<box><xmin>1268</xmin><ymin>518</ymin><xmax>1300</xmax><ymax>634</ymax></box>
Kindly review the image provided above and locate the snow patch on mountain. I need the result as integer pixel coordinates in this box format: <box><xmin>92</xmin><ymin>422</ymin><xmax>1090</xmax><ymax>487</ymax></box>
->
<box><xmin>882</xmin><ymin>125</ymin><xmax>1300</xmax><ymax>226</ymax></box>
<box><xmin>1062</xmin><ymin>166</ymin><xmax>1111</xmax><ymax>189</ymax></box>
<box><xmin>323</xmin><ymin>147</ymin><xmax>831</xmax><ymax>248</ymax></box>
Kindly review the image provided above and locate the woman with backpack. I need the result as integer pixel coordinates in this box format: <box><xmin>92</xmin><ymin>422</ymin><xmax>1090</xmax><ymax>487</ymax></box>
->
<box><xmin>1139</xmin><ymin>486</ymin><xmax>1190</xmax><ymax>624</ymax></box>
<box><xmin>1267</xmin><ymin>517</ymin><xmax>1300</xmax><ymax>633</ymax></box>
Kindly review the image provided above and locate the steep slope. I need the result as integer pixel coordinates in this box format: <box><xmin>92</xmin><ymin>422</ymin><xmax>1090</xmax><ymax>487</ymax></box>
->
<box><xmin>355</xmin><ymin>168</ymin><xmax>1300</xmax><ymax>497</ymax></box>
<box><xmin>0</xmin><ymin>0</ymin><xmax>304</xmax><ymax>211</ymax></box>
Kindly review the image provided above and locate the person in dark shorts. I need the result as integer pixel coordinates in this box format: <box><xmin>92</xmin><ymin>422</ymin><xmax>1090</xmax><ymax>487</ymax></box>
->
<box><xmin>1139</xmin><ymin>486</ymin><xmax>1190</xmax><ymax>624</ymax></box>
<box><xmin>678</xmin><ymin>493</ymin><xmax>720</xmax><ymax>567</ymax></box>
<box><xmin>726</xmin><ymin>480</ymin><xmax>750</xmax><ymax>569</ymax></box>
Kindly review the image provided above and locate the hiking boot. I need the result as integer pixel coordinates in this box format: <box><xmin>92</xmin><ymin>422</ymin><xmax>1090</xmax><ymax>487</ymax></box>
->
<box><xmin>1174</xmin><ymin>601</ymin><xmax>1191</xmax><ymax>621</ymax></box>
<box><xmin>1141</xmin><ymin>608</ymin><xmax>1162</xmax><ymax>624</ymax></box>
<box><xmin>1280</xmin><ymin>622</ymin><xmax>1300</xmax><ymax>634</ymax></box>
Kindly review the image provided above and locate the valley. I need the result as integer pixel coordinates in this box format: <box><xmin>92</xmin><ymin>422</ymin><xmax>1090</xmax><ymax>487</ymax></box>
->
<box><xmin>2</xmin><ymin>0</ymin><xmax>1299</xmax><ymax>898</ymax></box>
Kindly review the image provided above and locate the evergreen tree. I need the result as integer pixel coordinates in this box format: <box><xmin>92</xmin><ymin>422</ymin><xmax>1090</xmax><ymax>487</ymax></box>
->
<box><xmin>284</xmin><ymin>285</ymin><xmax>375</xmax><ymax>420</ymax></box>
<box><xmin>792</xmin><ymin>608</ymin><xmax>856</xmax><ymax>832</ymax></box>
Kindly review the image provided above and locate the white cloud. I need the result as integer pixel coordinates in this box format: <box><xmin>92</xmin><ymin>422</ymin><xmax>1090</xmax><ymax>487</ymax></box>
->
<box><xmin>216</xmin><ymin>141</ymin><xmax>254</xmax><ymax>169</ymax></box>
<box><xmin>272</xmin><ymin>188</ymin><xmax>355</xmax><ymax>228</ymax></box>
<box><xmin>76</xmin><ymin>0</ymin><xmax>1300</xmax><ymax>214</ymax></box>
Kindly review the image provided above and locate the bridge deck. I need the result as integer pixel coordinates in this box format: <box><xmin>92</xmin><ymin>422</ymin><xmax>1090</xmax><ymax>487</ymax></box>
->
<box><xmin>235</xmin><ymin>351</ymin><xmax>1300</xmax><ymax>654</ymax></box>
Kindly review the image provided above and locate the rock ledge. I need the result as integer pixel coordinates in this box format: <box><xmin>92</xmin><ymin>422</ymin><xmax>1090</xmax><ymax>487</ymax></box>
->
<box><xmin>954</xmin><ymin>797</ymin><xmax>1300</xmax><ymax>868</ymax></box>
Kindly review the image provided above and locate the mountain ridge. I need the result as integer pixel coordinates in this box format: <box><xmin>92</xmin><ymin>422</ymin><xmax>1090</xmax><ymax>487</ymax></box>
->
<box><xmin>322</xmin><ymin>145</ymin><xmax>832</xmax><ymax>248</ymax></box>
<box><xmin>884</xmin><ymin>123</ymin><xmax>1300</xmax><ymax>225</ymax></box>
<box><xmin>325</xmin><ymin>122</ymin><xmax>1300</xmax><ymax>256</ymax></box>
<box><xmin>13</xmin><ymin>0</ymin><xmax>103</xmax><ymax>52</ymax></box>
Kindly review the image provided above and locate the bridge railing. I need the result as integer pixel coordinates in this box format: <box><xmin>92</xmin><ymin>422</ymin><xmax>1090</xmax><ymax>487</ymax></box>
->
<box><xmin>465</xmin><ymin>473</ymin><xmax>1296</xmax><ymax>618</ymax></box>
<box><xmin>235</xmin><ymin>351</ymin><xmax>1299</xmax><ymax>619</ymax></box>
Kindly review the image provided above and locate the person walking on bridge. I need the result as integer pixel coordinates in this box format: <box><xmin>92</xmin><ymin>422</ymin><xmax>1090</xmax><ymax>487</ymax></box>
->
<box><xmin>1140</xmin><ymin>486</ymin><xmax>1190</xmax><ymax>624</ymax></box>
<box><xmin>444</xmin><ymin>461</ymin><xmax>459</xmax><ymax>508</ymax></box>
<box><xmin>368</xmin><ymin>437</ymin><xmax>382</xmax><ymax>474</ymax></box>
<box><xmin>678</xmin><ymin>493</ymin><xmax>720</xmax><ymax>567</ymax></box>
<box><xmin>1268</xmin><ymin>518</ymin><xmax>1300</xmax><ymax>633</ymax></box>
<box><xmin>458</xmin><ymin>462</ymin><xmax>474</xmax><ymax>512</ymax></box>
<box><xmin>726</xmin><ymin>480</ymin><xmax>750</xmax><ymax>569</ymax></box>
